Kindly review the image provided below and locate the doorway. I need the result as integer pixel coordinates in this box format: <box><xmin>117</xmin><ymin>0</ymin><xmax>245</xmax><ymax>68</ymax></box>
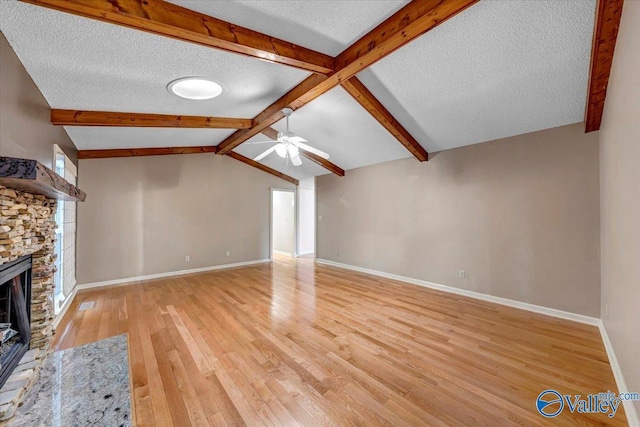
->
<box><xmin>271</xmin><ymin>189</ymin><xmax>296</xmax><ymax>258</ymax></box>
<box><xmin>296</xmin><ymin>177</ymin><xmax>315</xmax><ymax>257</ymax></box>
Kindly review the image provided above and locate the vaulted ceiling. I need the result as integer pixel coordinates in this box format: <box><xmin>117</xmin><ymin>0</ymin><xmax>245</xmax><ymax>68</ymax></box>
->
<box><xmin>0</xmin><ymin>0</ymin><xmax>600</xmax><ymax>182</ymax></box>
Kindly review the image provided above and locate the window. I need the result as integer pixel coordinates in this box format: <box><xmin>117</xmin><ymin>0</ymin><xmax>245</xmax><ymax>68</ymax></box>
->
<box><xmin>53</xmin><ymin>145</ymin><xmax>77</xmax><ymax>314</ymax></box>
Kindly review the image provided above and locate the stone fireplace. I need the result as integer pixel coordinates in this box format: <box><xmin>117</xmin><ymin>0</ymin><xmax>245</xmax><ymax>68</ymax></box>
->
<box><xmin>0</xmin><ymin>186</ymin><xmax>57</xmax><ymax>353</ymax></box>
<box><xmin>0</xmin><ymin>157</ymin><xmax>86</xmax><ymax>421</ymax></box>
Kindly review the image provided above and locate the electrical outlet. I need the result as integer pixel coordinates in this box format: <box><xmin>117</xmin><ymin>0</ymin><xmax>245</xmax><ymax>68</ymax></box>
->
<box><xmin>459</xmin><ymin>270</ymin><xmax>465</xmax><ymax>279</ymax></box>
<box><xmin>226</xmin><ymin>251</ymin><xmax>231</xmax><ymax>257</ymax></box>
<box><xmin>319</xmin><ymin>215</ymin><xmax>323</xmax><ymax>221</ymax></box>
<box><xmin>334</xmin><ymin>250</ymin><xmax>339</xmax><ymax>256</ymax></box>
<box><xmin>185</xmin><ymin>256</ymin><xmax>190</xmax><ymax>262</ymax></box>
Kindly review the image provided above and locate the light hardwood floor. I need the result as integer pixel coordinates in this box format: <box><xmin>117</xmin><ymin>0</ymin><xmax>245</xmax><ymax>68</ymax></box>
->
<box><xmin>54</xmin><ymin>256</ymin><xmax>626</xmax><ymax>426</ymax></box>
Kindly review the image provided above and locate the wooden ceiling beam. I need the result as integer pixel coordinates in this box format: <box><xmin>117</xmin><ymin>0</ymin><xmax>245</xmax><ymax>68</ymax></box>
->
<box><xmin>78</xmin><ymin>145</ymin><xmax>298</xmax><ymax>185</ymax></box>
<box><xmin>260</xmin><ymin>128</ymin><xmax>345</xmax><ymax>177</ymax></box>
<box><xmin>21</xmin><ymin>0</ymin><xmax>334</xmax><ymax>74</ymax></box>
<box><xmin>260</xmin><ymin>127</ymin><xmax>279</xmax><ymax>140</ymax></box>
<box><xmin>584</xmin><ymin>0</ymin><xmax>624</xmax><ymax>133</ymax></box>
<box><xmin>226</xmin><ymin>152</ymin><xmax>298</xmax><ymax>185</ymax></box>
<box><xmin>52</xmin><ymin>109</ymin><xmax>252</xmax><ymax>129</ymax></box>
<box><xmin>299</xmin><ymin>151</ymin><xmax>345</xmax><ymax>177</ymax></box>
<box><xmin>78</xmin><ymin>146</ymin><xmax>217</xmax><ymax>159</ymax></box>
<box><xmin>216</xmin><ymin>74</ymin><xmax>327</xmax><ymax>154</ymax></box>
<box><xmin>341</xmin><ymin>77</ymin><xmax>428</xmax><ymax>162</ymax></box>
<box><xmin>216</xmin><ymin>0</ymin><xmax>478</xmax><ymax>155</ymax></box>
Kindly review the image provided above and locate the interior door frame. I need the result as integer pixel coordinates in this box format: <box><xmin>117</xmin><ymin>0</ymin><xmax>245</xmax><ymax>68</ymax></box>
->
<box><xmin>270</xmin><ymin>187</ymin><xmax>298</xmax><ymax>259</ymax></box>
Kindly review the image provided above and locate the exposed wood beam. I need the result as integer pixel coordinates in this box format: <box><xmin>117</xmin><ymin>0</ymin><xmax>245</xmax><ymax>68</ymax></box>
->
<box><xmin>341</xmin><ymin>77</ymin><xmax>428</xmax><ymax>162</ymax></box>
<box><xmin>21</xmin><ymin>0</ymin><xmax>334</xmax><ymax>75</ymax></box>
<box><xmin>260</xmin><ymin>127</ymin><xmax>279</xmax><ymax>141</ymax></box>
<box><xmin>299</xmin><ymin>151</ymin><xmax>345</xmax><ymax>177</ymax></box>
<box><xmin>78</xmin><ymin>146</ymin><xmax>217</xmax><ymax>159</ymax></box>
<box><xmin>217</xmin><ymin>74</ymin><xmax>327</xmax><ymax>154</ymax></box>
<box><xmin>260</xmin><ymin>127</ymin><xmax>345</xmax><ymax>177</ymax></box>
<box><xmin>52</xmin><ymin>109</ymin><xmax>252</xmax><ymax>129</ymax></box>
<box><xmin>216</xmin><ymin>0</ymin><xmax>478</xmax><ymax>155</ymax></box>
<box><xmin>585</xmin><ymin>0</ymin><xmax>624</xmax><ymax>132</ymax></box>
<box><xmin>226</xmin><ymin>152</ymin><xmax>298</xmax><ymax>185</ymax></box>
<box><xmin>77</xmin><ymin>144</ymin><xmax>298</xmax><ymax>184</ymax></box>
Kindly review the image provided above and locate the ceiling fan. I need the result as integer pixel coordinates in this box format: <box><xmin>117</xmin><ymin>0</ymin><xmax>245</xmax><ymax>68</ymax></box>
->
<box><xmin>249</xmin><ymin>108</ymin><xmax>329</xmax><ymax>166</ymax></box>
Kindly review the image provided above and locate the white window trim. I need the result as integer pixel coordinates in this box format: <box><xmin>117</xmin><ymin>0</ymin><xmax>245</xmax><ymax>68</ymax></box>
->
<box><xmin>52</xmin><ymin>145</ymin><xmax>77</xmax><ymax>314</ymax></box>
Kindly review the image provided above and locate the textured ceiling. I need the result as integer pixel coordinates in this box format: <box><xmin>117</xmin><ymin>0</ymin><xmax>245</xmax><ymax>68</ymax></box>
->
<box><xmin>0</xmin><ymin>1</ymin><xmax>308</xmax><ymax>118</ymax></box>
<box><xmin>65</xmin><ymin>127</ymin><xmax>234</xmax><ymax>151</ymax></box>
<box><xmin>0</xmin><ymin>0</ymin><xmax>597</xmax><ymax>181</ymax></box>
<box><xmin>168</xmin><ymin>0</ymin><xmax>409</xmax><ymax>56</ymax></box>
<box><xmin>359</xmin><ymin>0</ymin><xmax>596</xmax><ymax>152</ymax></box>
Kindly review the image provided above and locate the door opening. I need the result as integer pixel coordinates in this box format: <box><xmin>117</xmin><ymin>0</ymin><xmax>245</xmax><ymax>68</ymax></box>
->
<box><xmin>271</xmin><ymin>189</ymin><xmax>296</xmax><ymax>258</ymax></box>
<box><xmin>297</xmin><ymin>177</ymin><xmax>315</xmax><ymax>257</ymax></box>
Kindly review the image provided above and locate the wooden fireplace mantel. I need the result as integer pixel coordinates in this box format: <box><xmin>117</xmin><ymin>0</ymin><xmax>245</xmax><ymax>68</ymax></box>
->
<box><xmin>0</xmin><ymin>157</ymin><xmax>86</xmax><ymax>202</ymax></box>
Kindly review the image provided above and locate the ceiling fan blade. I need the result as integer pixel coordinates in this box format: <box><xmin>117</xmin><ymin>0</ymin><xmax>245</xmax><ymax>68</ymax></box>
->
<box><xmin>291</xmin><ymin>154</ymin><xmax>302</xmax><ymax>166</ymax></box>
<box><xmin>254</xmin><ymin>145</ymin><xmax>278</xmax><ymax>161</ymax></box>
<box><xmin>246</xmin><ymin>140</ymin><xmax>277</xmax><ymax>145</ymax></box>
<box><xmin>288</xmin><ymin>136</ymin><xmax>308</xmax><ymax>143</ymax></box>
<box><xmin>291</xmin><ymin>141</ymin><xmax>330</xmax><ymax>159</ymax></box>
<box><xmin>287</xmin><ymin>144</ymin><xmax>299</xmax><ymax>157</ymax></box>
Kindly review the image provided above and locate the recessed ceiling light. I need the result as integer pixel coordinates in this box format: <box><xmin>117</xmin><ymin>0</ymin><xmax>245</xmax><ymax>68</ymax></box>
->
<box><xmin>167</xmin><ymin>77</ymin><xmax>222</xmax><ymax>100</ymax></box>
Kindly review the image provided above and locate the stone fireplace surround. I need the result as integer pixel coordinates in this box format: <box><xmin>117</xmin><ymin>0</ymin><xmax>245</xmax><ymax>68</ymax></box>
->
<box><xmin>0</xmin><ymin>186</ymin><xmax>56</xmax><ymax>420</ymax></box>
<box><xmin>0</xmin><ymin>186</ymin><xmax>57</xmax><ymax>350</ymax></box>
<box><xmin>0</xmin><ymin>156</ymin><xmax>86</xmax><ymax>422</ymax></box>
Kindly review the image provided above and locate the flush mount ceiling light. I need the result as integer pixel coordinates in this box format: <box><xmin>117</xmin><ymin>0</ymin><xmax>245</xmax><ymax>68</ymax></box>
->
<box><xmin>167</xmin><ymin>77</ymin><xmax>222</xmax><ymax>100</ymax></box>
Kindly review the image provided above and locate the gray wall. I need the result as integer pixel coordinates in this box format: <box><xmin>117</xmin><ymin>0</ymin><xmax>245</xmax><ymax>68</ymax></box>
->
<box><xmin>317</xmin><ymin>123</ymin><xmax>600</xmax><ymax>316</ymax></box>
<box><xmin>76</xmin><ymin>154</ymin><xmax>294</xmax><ymax>284</ymax></box>
<box><xmin>599</xmin><ymin>2</ymin><xmax>640</xmax><ymax>416</ymax></box>
<box><xmin>272</xmin><ymin>190</ymin><xmax>295</xmax><ymax>254</ymax></box>
<box><xmin>0</xmin><ymin>32</ymin><xmax>76</xmax><ymax>167</ymax></box>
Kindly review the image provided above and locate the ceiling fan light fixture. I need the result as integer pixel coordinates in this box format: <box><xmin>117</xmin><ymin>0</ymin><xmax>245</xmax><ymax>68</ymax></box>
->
<box><xmin>167</xmin><ymin>77</ymin><xmax>222</xmax><ymax>100</ymax></box>
<box><xmin>275</xmin><ymin>143</ymin><xmax>287</xmax><ymax>158</ymax></box>
<box><xmin>252</xmin><ymin>109</ymin><xmax>330</xmax><ymax>166</ymax></box>
<box><xmin>287</xmin><ymin>144</ymin><xmax>299</xmax><ymax>157</ymax></box>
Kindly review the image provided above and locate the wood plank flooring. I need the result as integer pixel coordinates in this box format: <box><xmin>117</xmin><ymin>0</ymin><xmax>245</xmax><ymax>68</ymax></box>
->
<box><xmin>53</xmin><ymin>256</ymin><xmax>626</xmax><ymax>426</ymax></box>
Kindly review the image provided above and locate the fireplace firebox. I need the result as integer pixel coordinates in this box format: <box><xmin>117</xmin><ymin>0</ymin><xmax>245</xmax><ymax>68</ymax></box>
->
<box><xmin>0</xmin><ymin>255</ymin><xmax>32</xmax><ymax>389</ymax></box>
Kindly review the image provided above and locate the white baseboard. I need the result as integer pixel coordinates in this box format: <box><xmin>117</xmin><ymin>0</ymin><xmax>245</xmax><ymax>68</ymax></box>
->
<box><xmin>598</xmin><ymin>322</ymin><xmax>640</xmax><ymax>426</ymax></box>
<box><xmin>53</xmin><ymin>286</ymin><xmax>77</xmax><ymax>329</ymax></box>
<box><xmin>297</xmin><ymin>250</ymin><xmax>315</xmax><ymax>256</ymax></box>
<box><xmin>76</xmin><ymin>259</ymin><xmax>271</xmax><ymax>291</ymax></box>
<box><xmin>316</xmin><ymin>258</ymin><xmax>639</xmax><ymax>426</ymax></box>
<box><xmin>315</xmin><ymin>259</ymin><xmax>600</xmax><ymax>326</ymax></box>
